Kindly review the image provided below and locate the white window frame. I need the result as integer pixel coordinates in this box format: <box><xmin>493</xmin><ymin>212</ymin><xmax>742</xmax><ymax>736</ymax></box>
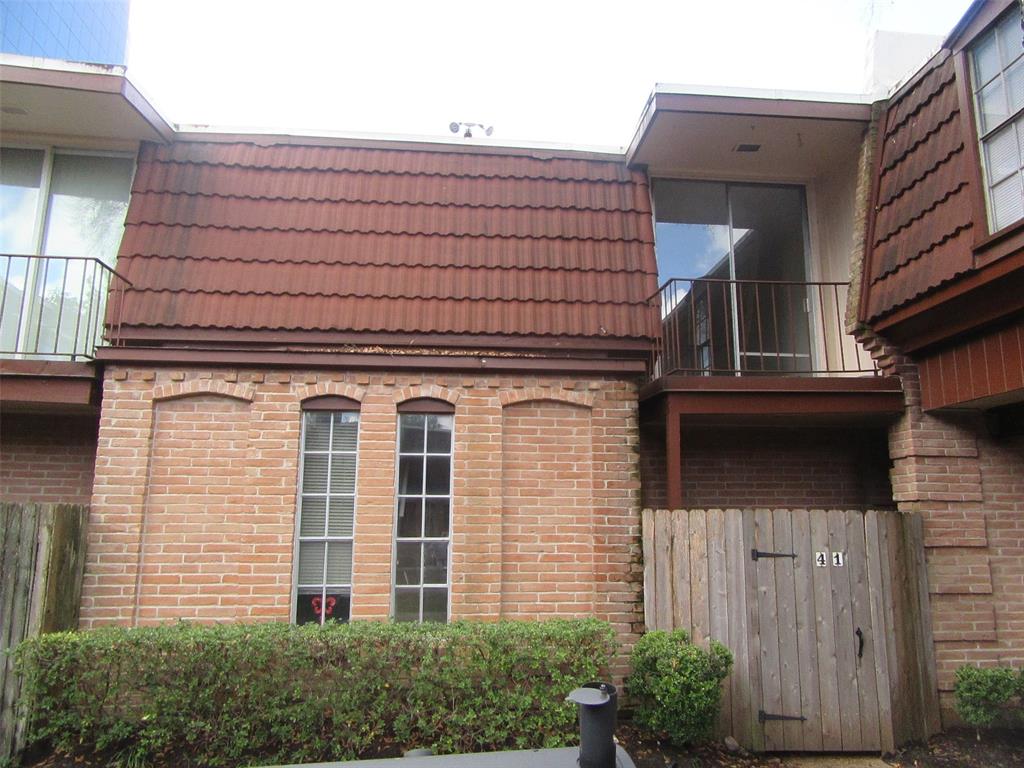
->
<box><xmin>291</xmin><ymin>408</ymin><xmax>360</xmax><ymax>625</ymax></box>
<box><xmin>391</xmin><ymin>408</ymin><xmax>454</xmax><ymax>623</ymax></box>
<box><xmin>969</xmin><ymin>8</ymin><xmax>1024</xmax><ymax>233</ymax></box>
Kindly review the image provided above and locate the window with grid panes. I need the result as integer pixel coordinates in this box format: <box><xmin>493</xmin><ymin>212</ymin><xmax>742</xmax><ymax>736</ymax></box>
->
<box><xmin>970</xmin><ymin>9</ymin><xmax>1024</xmax><ymax>231</ymax></box>
<box><xmin>294</xmin><ymin>408</ymin><xmax>358</xmax><ymax>624</ymax></box>
<box><xmin>393</xmin><ymin>406</ymin><xmax>453</xmax><ymax>622</ymax></box>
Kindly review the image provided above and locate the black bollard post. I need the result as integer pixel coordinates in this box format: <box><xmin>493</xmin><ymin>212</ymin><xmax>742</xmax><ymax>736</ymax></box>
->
<box><xmin>566</xmin><ymin>681</ymin><xmax>617</xmax><ymax>768</ymax></box>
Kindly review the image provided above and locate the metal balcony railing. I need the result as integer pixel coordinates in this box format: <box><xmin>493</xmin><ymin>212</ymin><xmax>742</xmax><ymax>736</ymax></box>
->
<box><xmin>653</xmin><ymin>278</ymin><xmax>877</xmax><ymax>377</ymax></box>
<box><xmin>0</xmin><ymin>255</ymin><xmax>131</xmax><ymax>362</ymax></box>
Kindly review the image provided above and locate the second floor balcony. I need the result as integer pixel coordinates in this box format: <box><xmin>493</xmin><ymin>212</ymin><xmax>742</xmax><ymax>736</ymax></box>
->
<box><xmin>0</xmin><ymin>254</ymin><xmax>130</xmax><ymax>362</ymax></box>
<box><xmin>654</xmin><ymin>277</ymin><xmax>876</xmax><ymax>378</ymax></box>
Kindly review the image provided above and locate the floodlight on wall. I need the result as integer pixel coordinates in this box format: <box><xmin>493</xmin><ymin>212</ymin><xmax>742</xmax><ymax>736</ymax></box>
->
<box><xmin>449</xmin><ymin>121</ymin><xmax>494</xmax><ymax>138</ymax></box>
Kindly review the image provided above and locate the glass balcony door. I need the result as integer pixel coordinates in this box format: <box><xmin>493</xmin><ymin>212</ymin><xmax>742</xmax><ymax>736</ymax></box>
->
<box><xmin>0</xmin><ymin>147</ymin><xmax>133</xmax><ymax>358</ymax></box>
<box><xmin>653</xmin><ymin>180</ymin><xmax>813</xmax><ymax>374</ymax></box>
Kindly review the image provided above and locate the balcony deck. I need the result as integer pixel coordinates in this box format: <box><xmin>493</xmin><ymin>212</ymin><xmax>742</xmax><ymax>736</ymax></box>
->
<box><xmin>0</xmin><ymin>254</ymin><xmax>130</xmax><ymax>411</ymax></box>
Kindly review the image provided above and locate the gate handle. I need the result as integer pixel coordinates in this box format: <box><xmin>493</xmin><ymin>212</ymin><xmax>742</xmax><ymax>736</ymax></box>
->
<box><xmin>855</xmin><ymin>627</ymin><xmax>864</xmax><ymax>659</ymax></box>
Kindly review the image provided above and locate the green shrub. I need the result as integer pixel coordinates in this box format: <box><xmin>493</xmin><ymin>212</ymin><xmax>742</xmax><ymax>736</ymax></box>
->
<box><xmin>953</xmin><ymin>665</ymin><xmax>1024</xmax><ymax>729</ymax></box>
<box><xmin>14</xmin><ymin>619</ymin><xmax>615</xmax><ymax>767</ymax></box>
<box><xmin>626</xmin><ymin>629</ymin><xmax>732</xmax><ymax>746</ymax></box>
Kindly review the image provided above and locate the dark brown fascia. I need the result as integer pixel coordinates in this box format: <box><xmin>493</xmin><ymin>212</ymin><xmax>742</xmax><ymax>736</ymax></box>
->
<box><xmin>0</xmin><ymin>63</ymin><xmax>174</xmax><ymax>143</ymax></box>
<box><xmin>869</xmin><ymin>237</ymin><xmax>1024</xmax><ymax>354</ymax></box>
<box><xmin>93</xmin><ymin>346</ymin><xmax>649</xmax><ymax>376</ymax></box>
<box><xmin>108</xmin><ymin>326</ymin><xmax>656</xmax><ymax>353</ymax></box>
<box><xmin>639</xmin><ymin>375</ymin><xmax>905</xmax><ymax>419</ymax></box>
<box><xmin>0</xmin><ymin>360</ymin><xmax>100</xmax><ymax>412</ymax></box>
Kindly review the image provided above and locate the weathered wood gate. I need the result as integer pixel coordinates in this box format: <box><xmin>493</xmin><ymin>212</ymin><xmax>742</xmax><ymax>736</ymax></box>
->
<box><xmin>641</xmin><ymin>508</ymin><xmax>939</xmax><ymax>753</ymax></box>
<box><xmin>1</xmin><ymin>503</ymin><xmax>89</xmax><ymax>762</ymax></box>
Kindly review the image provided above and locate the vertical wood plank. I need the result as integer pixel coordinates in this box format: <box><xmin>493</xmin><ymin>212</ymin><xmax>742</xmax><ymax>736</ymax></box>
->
<box><xmin>846</xmin><ymin>510</ymin><xmax>881</xmax><ymax>751</ymax></box>
<box><xmin>43</xmin><ymin>506</ymin><xmax>88</xmax><ymax>633</ymax></box>
<box><xmin>654</xmin><ymin>510</ymin><xmax>674</xmax><ymax>631</ymax></box>
<box><xmin>689</xmin><ymin>509</ymin><xmax>710</xmax><ymax>647</ymax></box>
<box><xmin>707</xmin><ymin>509</ymin><xmax>731</xmax><ymax>737</ymax></box>
<box><xmin>725</xmin><ymin>509</ymin><xmax>753</xmax><ymax>748</ymax></box>
<box><xmin>907</xmin><ymin>513</ymin><xmax>942</xmax><ymax>736</ymax></box>
<box><xmin>1</xmin><ymin>504</ymin><xmax>39</xmax><ymax>762</ymax></box>
<box><xmin>665</xmin><ymin>400</ymin><xmax>683</xmax><ymax>510</ymax></box>
<box><xmin>641</xmin><ymin>508</ymin><xmax>656</xmax><ymax>630</ymax></box>
<box><xmin>865</xmin><ymin>510</ymin><xmax>896</xmax><ymax>753</ymax></box>
<box><xmin>742</xmin><ymin>509</ymin><xmax>765</xmax><ymax>752</ymax></box>
<box><xmin>0</xmin><ymin>504</ymin><xmax>24</xmax><ymax>742</ymax></box>
<box><xmin>879</xmin><ymin>509</ymin><xmax>911</xmax><ymax>746</ymax></box>
<box><xmin>810</xmin><ymin>510</ymin><xmax>842</xmax><ymax>750</ymax></box>
<box><xmin>828</xmin><ymin>508</ymin><xmax>863</xmax><ymax>750</ymax></box>
<box><xmin>772</xmin><ymin>510</ymin><xmax>803</xmax><ymax>750</ymax></box>
<box><xmin>792</xmin><ymin>509</ymin><xmax>824</xmax><ymax>751</ymax></box>
<box><xmin>754</xmin><ymin>508</ymin><xmax>783</xmax><ymax>751</ymax></box>
<box><xmin>671</xmin><ymin>511</ymin><xmax>691</xmax><ymax>633</ymax></box>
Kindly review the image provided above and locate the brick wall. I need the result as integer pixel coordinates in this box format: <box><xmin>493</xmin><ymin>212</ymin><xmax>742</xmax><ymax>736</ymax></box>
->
<box><xmin>82</xmin><ymin>367</ymin><xmax>644</xmax><ymax>670</ymax></box>
<box><xmin>860</xmin><ymin>331</ymin><xmax>1024</xmax><ymax>721</ymax></box>
<box><xmin>500</xmin><ymin>400</ymin><xmax>595</xmax><ymax>618</ymax></box>
<box><xmin>0</xmin><ymin>412</ymin><xmax>97</xmax><ymax>504</ymax></box>
<box><xmin>639</xmin><ymin>423</ymin><xmax>893</xmax><ymax>510</ymax></box>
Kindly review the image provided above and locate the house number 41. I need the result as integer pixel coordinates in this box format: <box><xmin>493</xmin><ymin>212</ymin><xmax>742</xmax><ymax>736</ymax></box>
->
<box><xmin>815</xmin><ymin>551</ymin><xmax>845</xmax><ymax>567</ymax></box>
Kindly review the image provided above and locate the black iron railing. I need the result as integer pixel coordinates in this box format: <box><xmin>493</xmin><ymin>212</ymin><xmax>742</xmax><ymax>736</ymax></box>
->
<box><xmin>0</xmin><ymin>254</ymin><xmax>131</xmax><ymax>362</ymax></box>
<box><xmin>653</xmin><ymin>278</ymin><xmax>876</xmax><ymax>377</ymax></box>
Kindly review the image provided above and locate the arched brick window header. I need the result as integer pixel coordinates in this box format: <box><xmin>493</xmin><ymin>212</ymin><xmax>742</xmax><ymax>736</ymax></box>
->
<box><xmin>397</xmin><ymin>397</ymin><xmax>455</xmax><ymax>414</ymax></box>
<box><xmin>302</xmin><ymin>395</ymin><xmax>361</xmax><ymax>411</ymax></box>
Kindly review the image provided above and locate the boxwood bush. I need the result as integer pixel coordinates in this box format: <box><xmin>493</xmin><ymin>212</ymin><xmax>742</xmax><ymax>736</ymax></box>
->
<box><xmin>627</xmin><ymin>629</ymin><xmax>732</xmax><ymax>746</ymax></box>
<box><xmin>14</xmin><ymin>619</ymin><xmax>616</xmax><ymax>766</ymax></box>
<box><xmin>954</xmin><ymin>665</ymin><xmax>1024</xmax><ymax>729</ymax></box>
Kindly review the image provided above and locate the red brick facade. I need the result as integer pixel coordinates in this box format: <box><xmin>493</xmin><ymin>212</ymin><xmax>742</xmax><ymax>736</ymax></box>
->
<box><xmin>861</xmin><ymin>332</ymin><xmax>1024</xmax><ymax>720</ymax></box>
<box><xmin>81</xmin><ymin>367</ymin><xmax>644</xmax><ymax>670</ymax></box>
<box><xmin>0</xmin><ymin>413</ymin><xmax>97</xmax><ymax>505</ymax></box>
<box><xmin>639</xmin><ymin>424</ymin><xmax>893</xmax><ymax>510</ymax></box>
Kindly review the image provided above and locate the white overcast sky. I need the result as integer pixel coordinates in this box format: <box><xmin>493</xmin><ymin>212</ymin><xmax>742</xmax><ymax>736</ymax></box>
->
<box><xmin>125</xmin><ymin>0</ymin><xmax>974</xmax><ymax>149</ymax></box>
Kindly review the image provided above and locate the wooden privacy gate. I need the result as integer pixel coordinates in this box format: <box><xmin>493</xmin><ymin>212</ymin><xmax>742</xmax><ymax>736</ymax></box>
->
<box><xmin>1</xmin><ymin>503</ymin><xmax>89</xmax><ymax>762</ymax></box>
<box><xmin>642</xmin><ymin>508</ymin><xmax>939</xmax><ymax>754</ymax></box>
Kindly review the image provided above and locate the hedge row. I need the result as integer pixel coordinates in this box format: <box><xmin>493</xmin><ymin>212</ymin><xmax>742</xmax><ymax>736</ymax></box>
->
<box><xmin>14</xmin><ymin>619</ymin><xmax>616</xmax><ymax>766</ymax></box>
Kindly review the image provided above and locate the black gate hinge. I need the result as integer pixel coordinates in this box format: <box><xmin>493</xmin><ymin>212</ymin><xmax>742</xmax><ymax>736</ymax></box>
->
<box><xmin>751</xmin><ymin>549</ymin><xmax>797</xmax><ymax>561</ymax></box>
<box><xmin>758</xmin><ymin>710</ymin><xmax>807</xmax><ymax>723</ymax></box>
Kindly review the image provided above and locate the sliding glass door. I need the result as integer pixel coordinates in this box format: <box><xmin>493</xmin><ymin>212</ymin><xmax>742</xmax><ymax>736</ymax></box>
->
<box><xmin>653</xmin><ymin>180</ymin><xmax>813</xmax><ymax>374</ymax></box>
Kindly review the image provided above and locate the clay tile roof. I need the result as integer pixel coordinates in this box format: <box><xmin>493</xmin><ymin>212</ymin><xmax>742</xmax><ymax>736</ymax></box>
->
<box><xmin>111</xmin><ymin>139</ymin><xmax>659</xmax><ymax>352</ymax></box>
<box><xmin>863</xmin><ymin>52</ymin><xmax>976</xmax><ymax>322</ymax></box>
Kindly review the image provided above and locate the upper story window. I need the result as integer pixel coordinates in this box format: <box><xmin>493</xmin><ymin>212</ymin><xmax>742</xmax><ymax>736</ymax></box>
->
<box><xmin>294</xmin><ymin>399</ymin><xmax>360</xmax><ymax>625</ymax></box>
<box><xmin>393</xmin><ymin>399</ymin><xmax>453</xmax><ymax>623</ymax></box>
<box><xmin>0</xmin><ymin>147</ymin><xmax>134</xmax><ymax>263</ymax></box>
<box><xmin>970</xmin><ymin>9</ymin><xmax>1024</xmax><ymax>232</ymax></box>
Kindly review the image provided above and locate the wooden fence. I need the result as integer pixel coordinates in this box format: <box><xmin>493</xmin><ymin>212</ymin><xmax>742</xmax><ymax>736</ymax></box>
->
<box><xmin>1</xmin><ymin>503</ymin><xmax>88</xmax><ymax>762</ymax></box>
<box><xmin>641</xmin><ymin>508</ymin><xmax>939</xmax><ymax>754</ymax></box>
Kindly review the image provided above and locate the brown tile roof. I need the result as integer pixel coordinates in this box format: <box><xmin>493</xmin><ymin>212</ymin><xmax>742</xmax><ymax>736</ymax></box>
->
<box><xmin>112</xmin><ymin>140</ymin><xmax>659</xmax><ymax>353</ymax></box>
<box><xmin>863</xmin><ymin>52</ymin><xmax>977</xmax><ymax>322</ymax></box>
